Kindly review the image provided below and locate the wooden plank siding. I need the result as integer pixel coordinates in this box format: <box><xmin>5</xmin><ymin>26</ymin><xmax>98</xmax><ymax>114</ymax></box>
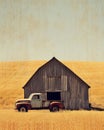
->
<box><xmin>23</xmin><ymin>57</ymin><xmax>90</xmax><ymax>110</ymax></box>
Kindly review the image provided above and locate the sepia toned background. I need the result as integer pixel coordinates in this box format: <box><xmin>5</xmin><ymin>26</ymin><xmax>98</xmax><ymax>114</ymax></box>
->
<box><xmin>0</xmin><ymin>1</ymin><xmax>104</xmax><ymax>130</ymax></box>
<box><xmin>0</xmin><ymin>0</ymin><xmax>104</xmax><ymax>62</ymax></box>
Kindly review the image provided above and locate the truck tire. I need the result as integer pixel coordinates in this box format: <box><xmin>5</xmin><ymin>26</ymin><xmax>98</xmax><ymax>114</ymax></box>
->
<box><xmin>19</xmin><ymin>106</ymin><xmax>28</xmax><ymax>112</ymax></box>
<box><xmin>51</xmin><ymin>106</ymin><xmax>59</xmax><ymax>112</ymax></box>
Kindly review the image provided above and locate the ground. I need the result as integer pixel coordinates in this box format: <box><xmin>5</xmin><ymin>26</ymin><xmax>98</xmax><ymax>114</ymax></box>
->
<box><xmin>0</xmin><ymin>61</ymin><xmax>104</xmax><ymax>130</ymax></box>
<box><xmin>0</xmin><ymin>109</ymin><xmax>104</xmax><ymax>130</ymax></box>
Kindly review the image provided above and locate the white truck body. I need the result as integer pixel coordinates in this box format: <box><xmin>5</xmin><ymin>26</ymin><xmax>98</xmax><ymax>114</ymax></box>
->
<box><xmin>15</xmin><ymin>93</ymin><xmax>64</xmax><ymax>112</ymax></box>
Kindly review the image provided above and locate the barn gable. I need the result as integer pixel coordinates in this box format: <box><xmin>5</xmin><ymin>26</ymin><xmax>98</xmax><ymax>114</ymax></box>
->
<box><xmin>23</xmin><ymin>57</ymin><xmax>90</xmax><ymax>89</ymax></box>
<box><xmin>23</xmin><ymin>57</ymin><xmax>90</xmax><ymax>110</ymax></box>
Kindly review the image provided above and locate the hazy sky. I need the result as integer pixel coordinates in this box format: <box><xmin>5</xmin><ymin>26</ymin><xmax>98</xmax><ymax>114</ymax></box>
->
<box><xmin>0</xmin><ymin>0</ymin><xmax>104</xmax><ymax>61</ymax></box>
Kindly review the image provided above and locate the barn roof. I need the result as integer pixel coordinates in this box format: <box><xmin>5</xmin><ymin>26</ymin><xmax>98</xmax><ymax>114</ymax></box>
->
<box><xmin>23</xmin><ymin>57</ymin><xmax>90</xmax><ymax>89</ymax></box>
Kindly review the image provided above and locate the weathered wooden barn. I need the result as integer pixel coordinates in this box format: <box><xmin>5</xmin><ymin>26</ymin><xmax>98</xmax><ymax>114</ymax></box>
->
<box><xmin>23</xmin><ymin>57</ymin><xmax>90</xmax><ymax>110</ymax></box>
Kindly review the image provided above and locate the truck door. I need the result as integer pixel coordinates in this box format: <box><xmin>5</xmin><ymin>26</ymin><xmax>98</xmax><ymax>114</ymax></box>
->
<box><xmin>31</xmin><ymin>95</ymin><xmax>42</xmax><ymax>108</ymax></box>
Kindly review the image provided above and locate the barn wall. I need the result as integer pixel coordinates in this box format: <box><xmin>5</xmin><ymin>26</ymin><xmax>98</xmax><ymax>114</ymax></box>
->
<box><xmin>66</xmin><ymin>73</ymin><xmax>89</xmax><ymax>110</ymax></box>
<box><xmin>23</xmin><ymin>58</ymin><xmax>89</xmax><ymax>109</ymax></box>
<box><xmin>24</xmin><ymin>70</ymin><xmax>44</xmax><ymax>98</ymax></box>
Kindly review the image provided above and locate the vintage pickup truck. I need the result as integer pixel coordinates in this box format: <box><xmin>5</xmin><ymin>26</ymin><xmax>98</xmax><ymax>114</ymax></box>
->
<box><xmin>15</xmin><ymin>93</ymin><xmax>64</xmax><ymax>112</ymax></box>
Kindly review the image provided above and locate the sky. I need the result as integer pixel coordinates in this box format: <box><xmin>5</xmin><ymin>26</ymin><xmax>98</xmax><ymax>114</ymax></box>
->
<box><xmin>0</xmin><ymin>0</ymin><xmax>104</xmax><ymax>62</ymax></box>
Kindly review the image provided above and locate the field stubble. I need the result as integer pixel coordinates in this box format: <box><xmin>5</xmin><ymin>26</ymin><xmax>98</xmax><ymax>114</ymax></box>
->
<box><xmin>0</xmin><ymin>109</ymin><xmax>104</xmax><ymax>130</ymax></box>
<box><xmin>0</xmin><ymin>61</ymin><xmax>104</xmax><ymax>130</ymax></box>
<box><xmin>0</xmin><ymin>61</ymin><xmax>104</xmax><ymax>108</ymax></box>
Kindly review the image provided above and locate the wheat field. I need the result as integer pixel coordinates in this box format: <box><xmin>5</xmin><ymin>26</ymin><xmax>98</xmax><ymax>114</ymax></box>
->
<box><xmin>0</xmin><ymin>61</ymin><xmax>104</xmax><ymax>130</ymax></box>
<box><xmin>0</xmin><ymin>60</ymin><xmax>104</xmax><ymax>108</ymax></box>
<box><xmin>0</xmin><ymin>109</ymin><xmax>104</xmax><ymax>130</ymax></box>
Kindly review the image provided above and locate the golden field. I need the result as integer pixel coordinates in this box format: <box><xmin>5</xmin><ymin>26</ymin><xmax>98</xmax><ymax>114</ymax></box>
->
<box><xmin>0</xmin><ymin>109</ymin><xmax>104</xmax><ymax>130</ymax></box>
<box><xmin>0</xmin><ymin>60</ymin><xmax>104</xmax><ymax>130</ymax></box>
<box><xmin>0</xmin><ymin>60</ymin><xmax>104</xmax><ymax>108</ymax></box>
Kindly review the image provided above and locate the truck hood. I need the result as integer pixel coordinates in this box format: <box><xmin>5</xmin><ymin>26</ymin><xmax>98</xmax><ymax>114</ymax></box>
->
<box><xmin>16</xmin><ymin>99</ymin><xmax>31</xmax><ymax>103</ymax></box>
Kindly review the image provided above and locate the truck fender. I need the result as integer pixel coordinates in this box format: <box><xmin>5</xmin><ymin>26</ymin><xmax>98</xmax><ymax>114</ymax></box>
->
<box><xmin>19</xmin><ymin>105</ymin><xmax>28</xmax><ymax>112</ymax></box>
<box><xmin>17</xmin><ymin>103</ymin><xmax>31</xmax><ymax>112</ymax></box>
<box><xmin>49</xmin><ymin>101</ymin><xmax>65</xmax><ymax>112</ymax></box>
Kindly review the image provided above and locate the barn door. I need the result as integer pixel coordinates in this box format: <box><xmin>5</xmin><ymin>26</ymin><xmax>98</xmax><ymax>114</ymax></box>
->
<box><xmin>47</xmin><ymin>77</ymin><xmax>61</xmax><ymax>91</ymax></box>
<box><xmin>61</xmin><ymin>75</ymin><xmax>67</xmax><ymax>91</ymax></box>
<box><xmin>43</xmin><ymin>73</ymin><xmax>61</xmax><ymax>91</ymax></box>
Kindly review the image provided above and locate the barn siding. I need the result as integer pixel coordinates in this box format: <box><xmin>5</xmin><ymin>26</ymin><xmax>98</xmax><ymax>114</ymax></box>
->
<box><xmin>23</xmin><ymin>57</ymin><xmax>90</xmax><ymax>110</ymax></box>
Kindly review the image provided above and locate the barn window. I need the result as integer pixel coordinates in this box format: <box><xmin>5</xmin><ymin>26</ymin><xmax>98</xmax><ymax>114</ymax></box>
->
<box><xmin>47</xmin><ymin>92</ymin><xmax>61</xmax><ymax>100</ymax></box>
<box><xmin>61</xmin><ymin>75</ymin><xmax>67</xmax><ymax>91</ymax></box>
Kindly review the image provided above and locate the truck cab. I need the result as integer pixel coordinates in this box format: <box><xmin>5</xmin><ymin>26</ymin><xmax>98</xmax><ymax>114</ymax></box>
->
<box><xmin>29</xmin><ymin>93</ymin><xmax>43</xmax><ymax>108</ymax></box>
<box><xmin>15</xmin><ymin>93</ymin><xmax>64</xmax><ymax>112</ymax></box>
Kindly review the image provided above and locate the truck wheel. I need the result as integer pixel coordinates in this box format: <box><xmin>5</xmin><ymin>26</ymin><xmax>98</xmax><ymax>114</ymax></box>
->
<box><xmin>19</xmin><ymin>106</ymin><xmax>28</xmax><ymax>112</ymax></box>
<box><xmin>51</xmin><ymin>106</ymin><xmax>59</xmax><ymax>112</ymax></box>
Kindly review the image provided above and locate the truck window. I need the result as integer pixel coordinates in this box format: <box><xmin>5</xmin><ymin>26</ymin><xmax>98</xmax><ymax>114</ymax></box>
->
<box><xmin>32</xmin><ymin>95</ymin><xmax>39</xmax><ymax>100</ymax></box>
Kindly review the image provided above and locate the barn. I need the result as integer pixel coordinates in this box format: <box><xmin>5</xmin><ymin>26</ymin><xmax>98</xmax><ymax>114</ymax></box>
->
<box><xmin>23</xmin><ymin>57</ymin><xmax>90</xmax><ymax>110</ymax></box>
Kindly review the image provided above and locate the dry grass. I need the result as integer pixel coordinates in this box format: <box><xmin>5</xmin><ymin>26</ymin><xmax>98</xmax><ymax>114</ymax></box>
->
<box><xmin>64</xmin><ymin>61</ymin><xmax>104</xmax><ymax>108</ymax></box>
<box><xmin>0</xmin><ymin>109</ymin><xmax>104</xmax><ymax>130</ymax></box>
<box><xmin>0</xmin><ymin>60</ymin><xmax>104</xmax><ymax>130</ymax></box>
<box><xmin>0</xmin><ymin>60</ymin><xmax>45</xmax><ymax>108</ymax></box>
<box><xmin>0</xmin><ymin>60</ymin><xmax>104</xmax><ymax>108</ymax></box>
